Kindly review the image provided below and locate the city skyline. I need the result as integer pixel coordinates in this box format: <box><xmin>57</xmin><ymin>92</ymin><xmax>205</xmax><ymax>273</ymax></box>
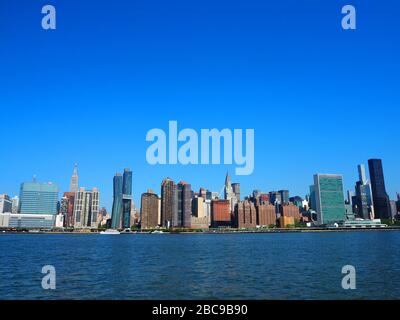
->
<box><xmin>1</xmin><ymin>0</ymin><xmax>399</xmax><ymax>210</ymax></box>
<box><xmin>1</xmin><ymin>158</ymin><xmax>398</xmax><ymax>216</ymax></box>
<box><xmin>1</xmin><ymin>0</ymin><xmax>400</xmax><ymax>305</ymax></box>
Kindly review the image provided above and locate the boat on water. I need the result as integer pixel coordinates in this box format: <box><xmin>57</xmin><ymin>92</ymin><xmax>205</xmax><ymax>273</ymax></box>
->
<box><xmin>152</xmin><ymin>230</ymin><xmax>165</xmax><ymax>234</ymax></box>
<box><xmin>100</xmin><ymin>229</ymin><xmax>120</xmax><ymax>235</ymax></box>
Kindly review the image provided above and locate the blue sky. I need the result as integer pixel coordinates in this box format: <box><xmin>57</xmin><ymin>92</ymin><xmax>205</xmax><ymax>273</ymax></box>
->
<box><xmin>0</xmin><ymin>0</ymin><xmax>399</xmax><ymax>210</ymax></box>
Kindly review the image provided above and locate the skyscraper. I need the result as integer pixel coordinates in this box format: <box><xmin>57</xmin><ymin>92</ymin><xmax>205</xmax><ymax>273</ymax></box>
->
<box><xmin>211</xmin><ymin>199</ymin><xmax>231</xmax><ymax>228</ymax></box>
<box><xmin>11</xmin><ymin>196</ymin><xmax>19</xmax><ymax>214</ymax></box>
<box><xmin>279</xmin><ymin>190</ymin><xmax>290</xmax><ymax>204</ymax></box>
<box><xmin>0</xmin><ymin>195</ymin><xmax>12</xmax><ymax>213</ymax></box>
<box><xmin>73</xmin><ymin>187</ymin><xmax>100</xmax><ymax>229</ymax></box>
<box><xmin>269</xmin><ymin>191</ymin><xmax>282</xmax><ymax>205</ymax></box>
<box><xmin>355</xmin><ymin>181</ymin><xmax>370</xmax><ymax>219</ymax></box>
<box><xmin>111</xmin><ymin>173</ymin><xmax>123</xmax><ymax>229</ymax></box>
<box><xmin>140</xmin><ymin>190</ymin><xmax>159</xmax><ymax>229</ymax></box>
<box><xmin>69</xmin><ymin>163</ymin><xmax>79</xmax><ymax>193</ymax></box>
<box><xmin>314</xmin><ymin>174</ymin><xmax>346</xmax><ymax>225</ymax></box>
<box><xmin>176</xmin><ymin>181</ymin><xmax>192</xmax><ymax>228</ymax></box>
<box><xmin>309</xmin><ymin>185</ymin><xmax>316</xmax><ymax>210</ymax></box>
<box><xmin>368</xmin><ymin>159</ymin><xmax>391</xmax><ymax>219</ymax></box>
<box><xmin>224</xmin><ymin>172</ymin><xmax>237</xmax><ymax>213</ymax></box>
<box><xmin>232</xmin><ymin>183</ymin><xmax>241</xmax><ymax>201</ymax></box>
<box><xmin>19</xmin><ymin>180</ymin><xmax>59</xmax><ymax>215</ymax></box>
<box><xmin>346</xmin><ymin>190</ymin><xmax>353</xmax><ymax>205</ymax></box>
<box><xmin>358</xmin><ymin>164</ymin><xmax>367</xmax><ymax>185</ymax></box>
<box><xmin>122</xmin><ymin>168</ymin><xmax>133</xmax><ymax>229</ymax></box>
<box><xmin>61</xmin><ymin>192</ymin><xmax>75</xmax><ymax>227</ymax></box>
<box><xmin>161</xmin><ymin>178</ymin><xmax>178</xmax><ymax>228</ymax></box>
<box><xmin>192</xmin><ymin>196</ymin><xmax>205</xmax><ymax>218</ymax></box>
<box><xmin>256</xmin><ymin>202</ymin><xmax>276</xmax><ymax>227</ymax></box>
<box><xmin>234</xmin><ymin>200</ymin><xmax>257</xmax><ymax>229</ymax></box>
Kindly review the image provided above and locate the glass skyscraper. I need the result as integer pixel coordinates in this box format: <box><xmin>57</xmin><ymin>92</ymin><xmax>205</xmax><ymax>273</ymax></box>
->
<box><xmin>279</xmin><ymin>190</ymin><xmax>290</xmax><ymax>204</ymax></box>
<box><xmin>122</xmin><ymin>169</ymin><xmax>133</xmax><ymax>229</ymax></box>
<box><xmin>19</xmin><ymin>181</ymin><xmax>59</xmax><ymax>215</ymax></box>
<box><xmin>176</xmin><ymin>182</ymin><xmax>192</xmax><ymax>228</ymax></box>
<box><xmin>111</xmin><ymin>169</ymin><xmax>133</xmax><ymax>229</ymax></box>
<box><xmin>314</xmin><ymin>174</ymin><xmax>346</xmax><ymax>225</ymax></box>
<box><xmin>368</xmin><ymin>159</ymin><xmax>391</xmax><ymax>219</ymax></box>
<box><xmin>354</xmin><ymin>164</ymin><xmax>374</xmax><ymax>220</ymax></box>
<box><xmin>111</xmin><ymin>173</ymin><xmax>123</xmax><ymax>229</ymax></box>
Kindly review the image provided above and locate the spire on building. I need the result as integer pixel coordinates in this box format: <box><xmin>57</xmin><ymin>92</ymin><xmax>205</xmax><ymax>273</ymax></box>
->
<box><xmin>70</xmin><ymin>163</ymin><xmax>79</xmax><ymax>193</ymax></box>
<box><xmin>225</xmin><ymin>172</ymin><xmax>231</xmax><ymax>187</ymax></box>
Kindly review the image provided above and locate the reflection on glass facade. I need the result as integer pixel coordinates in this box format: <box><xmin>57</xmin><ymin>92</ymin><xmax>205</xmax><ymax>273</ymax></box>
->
<box><xmin>111</xmin><ymin>169</ymin><xmax>133</xmax><ymax>229</ymax></box>
<box><xmin>122</xmin><ymin>199</ymin><xmax>132</xmax><ymax>228</ymax></box>
<box><xmin>176</xmin><ymin>182</ymin><xmax>192</xmax><ymax>228</ymax></box>
<box><xmin>19</xmin><ymin>182</ymin><xmax>59</xmax><ymax>215</ymax></box>
<box><xmin>314</xmin><ymin>174</ymin><xmax>346</xmax><ymax>225</ymax></box>
<box><xmin>111</xmin><ymin>174</ymin><xmax>123</xmax><ymax>229</ymax></box>
<box><xmin>368</xmin><ymin>159</ymin><xmax>391</xmax><ymax>219</ymax></box>
<box><xmin>123</xmin><ymin>169</ymin><xmax>132</xmax><ymax>196</ymax></box>
<box><xmin>122</xmin><ymin>169</ymin><xmax>133</xmax><ymax>229</ymax></box>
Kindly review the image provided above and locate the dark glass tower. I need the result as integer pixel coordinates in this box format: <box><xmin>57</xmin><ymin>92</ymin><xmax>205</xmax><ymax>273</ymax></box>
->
<box><xmin>123</xmin><ymin>169</ymin><xmax>132</xmax><ymax>196</ymax></box>
<box><xmin>122</xmin><ymin>169</ymin><xmax>133</xmax><ymax>228</ymax></box>
<box><xmin>368</xmin><ymin>159</ymin><xmax>391</xmax><ymax>219</ymax></box>
<box><xmin>176</xmin><ymin>182</ymin><xmax>192</xmax><ymax>228</ymax></box>
<box><xmin>111</xmin><ymin>174</ymin><xmax>123</xmax><ymax>229</ymax></box>
<box><xmin>279</xmin><ymin>190</ymin><xmax>289</xmax><ymax>204</ymax></box>
<box><xmin>355</xmin><ymin>181</ymin><xmax>369</xmax><ymax>219</ymax></box>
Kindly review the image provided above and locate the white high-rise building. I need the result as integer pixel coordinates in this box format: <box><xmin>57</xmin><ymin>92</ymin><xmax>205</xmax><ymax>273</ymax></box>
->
<box><xmin>73</xmin><ymin>187</ymin><xmax>100</xmax><ymax>229</ymax></box>
<box><xmin>70</xmin><ymin>163</ymin><xmax>79</xmax><ymax>193</ymax></box>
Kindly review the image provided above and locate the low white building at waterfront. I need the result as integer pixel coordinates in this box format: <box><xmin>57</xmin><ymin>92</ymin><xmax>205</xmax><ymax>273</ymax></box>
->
<box><xmin>0</xmin><ymin>213</ymin><xmax>55</xmax><ymax>229</ymax></box>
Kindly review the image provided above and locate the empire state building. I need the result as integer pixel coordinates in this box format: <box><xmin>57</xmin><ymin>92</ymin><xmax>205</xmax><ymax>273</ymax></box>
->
<box><xmin>70</xmin><ymin>163</ymin><xmax>79</xmax><ymax>193</ymax></box>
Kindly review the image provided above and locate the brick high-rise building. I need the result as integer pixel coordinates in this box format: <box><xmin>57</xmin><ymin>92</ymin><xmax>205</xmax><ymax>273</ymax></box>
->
<box><xmin>279</xmin><ymin>203</ymin><xmax>301</xmax><ymax>221</ymax></box>
<box><xmin>161</xmin><ymin>178</ymin><xmax>178</xmax><ymax>228</ymax></box>
<box><xmin>256</xmin><ymin>202</ymin><xmax>276</xmax><ymax>227</ymax></box>
<box><xmin>61</xmin><ymin>192</ymin><xmax>75</xmax><ymax>227</ymax></box>
<box><xmin>235</xmin><ymin>200</ymin><xmax>257</xmax><ymax>229</ymax></box>
<box><xmin>141</xmin><ymin>190</ymin><xmax>159</xmax><ymax>230</ymax></box>
<box><xmin>259</xmin><ymin>193</ymin><xmax>270</xmax><ymax>204</ymax></box>
<box><xmin>211</xmin><ymin>200</ymin><xmax>231</xmax><ymax>228</ymax></box>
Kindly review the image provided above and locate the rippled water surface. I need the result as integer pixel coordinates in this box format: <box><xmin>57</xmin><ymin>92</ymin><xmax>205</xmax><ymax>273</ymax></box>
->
<box><xmin>0</xmin><ymin>232</ymin><xmax>399</xmax><ymax>300</ymax></box>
